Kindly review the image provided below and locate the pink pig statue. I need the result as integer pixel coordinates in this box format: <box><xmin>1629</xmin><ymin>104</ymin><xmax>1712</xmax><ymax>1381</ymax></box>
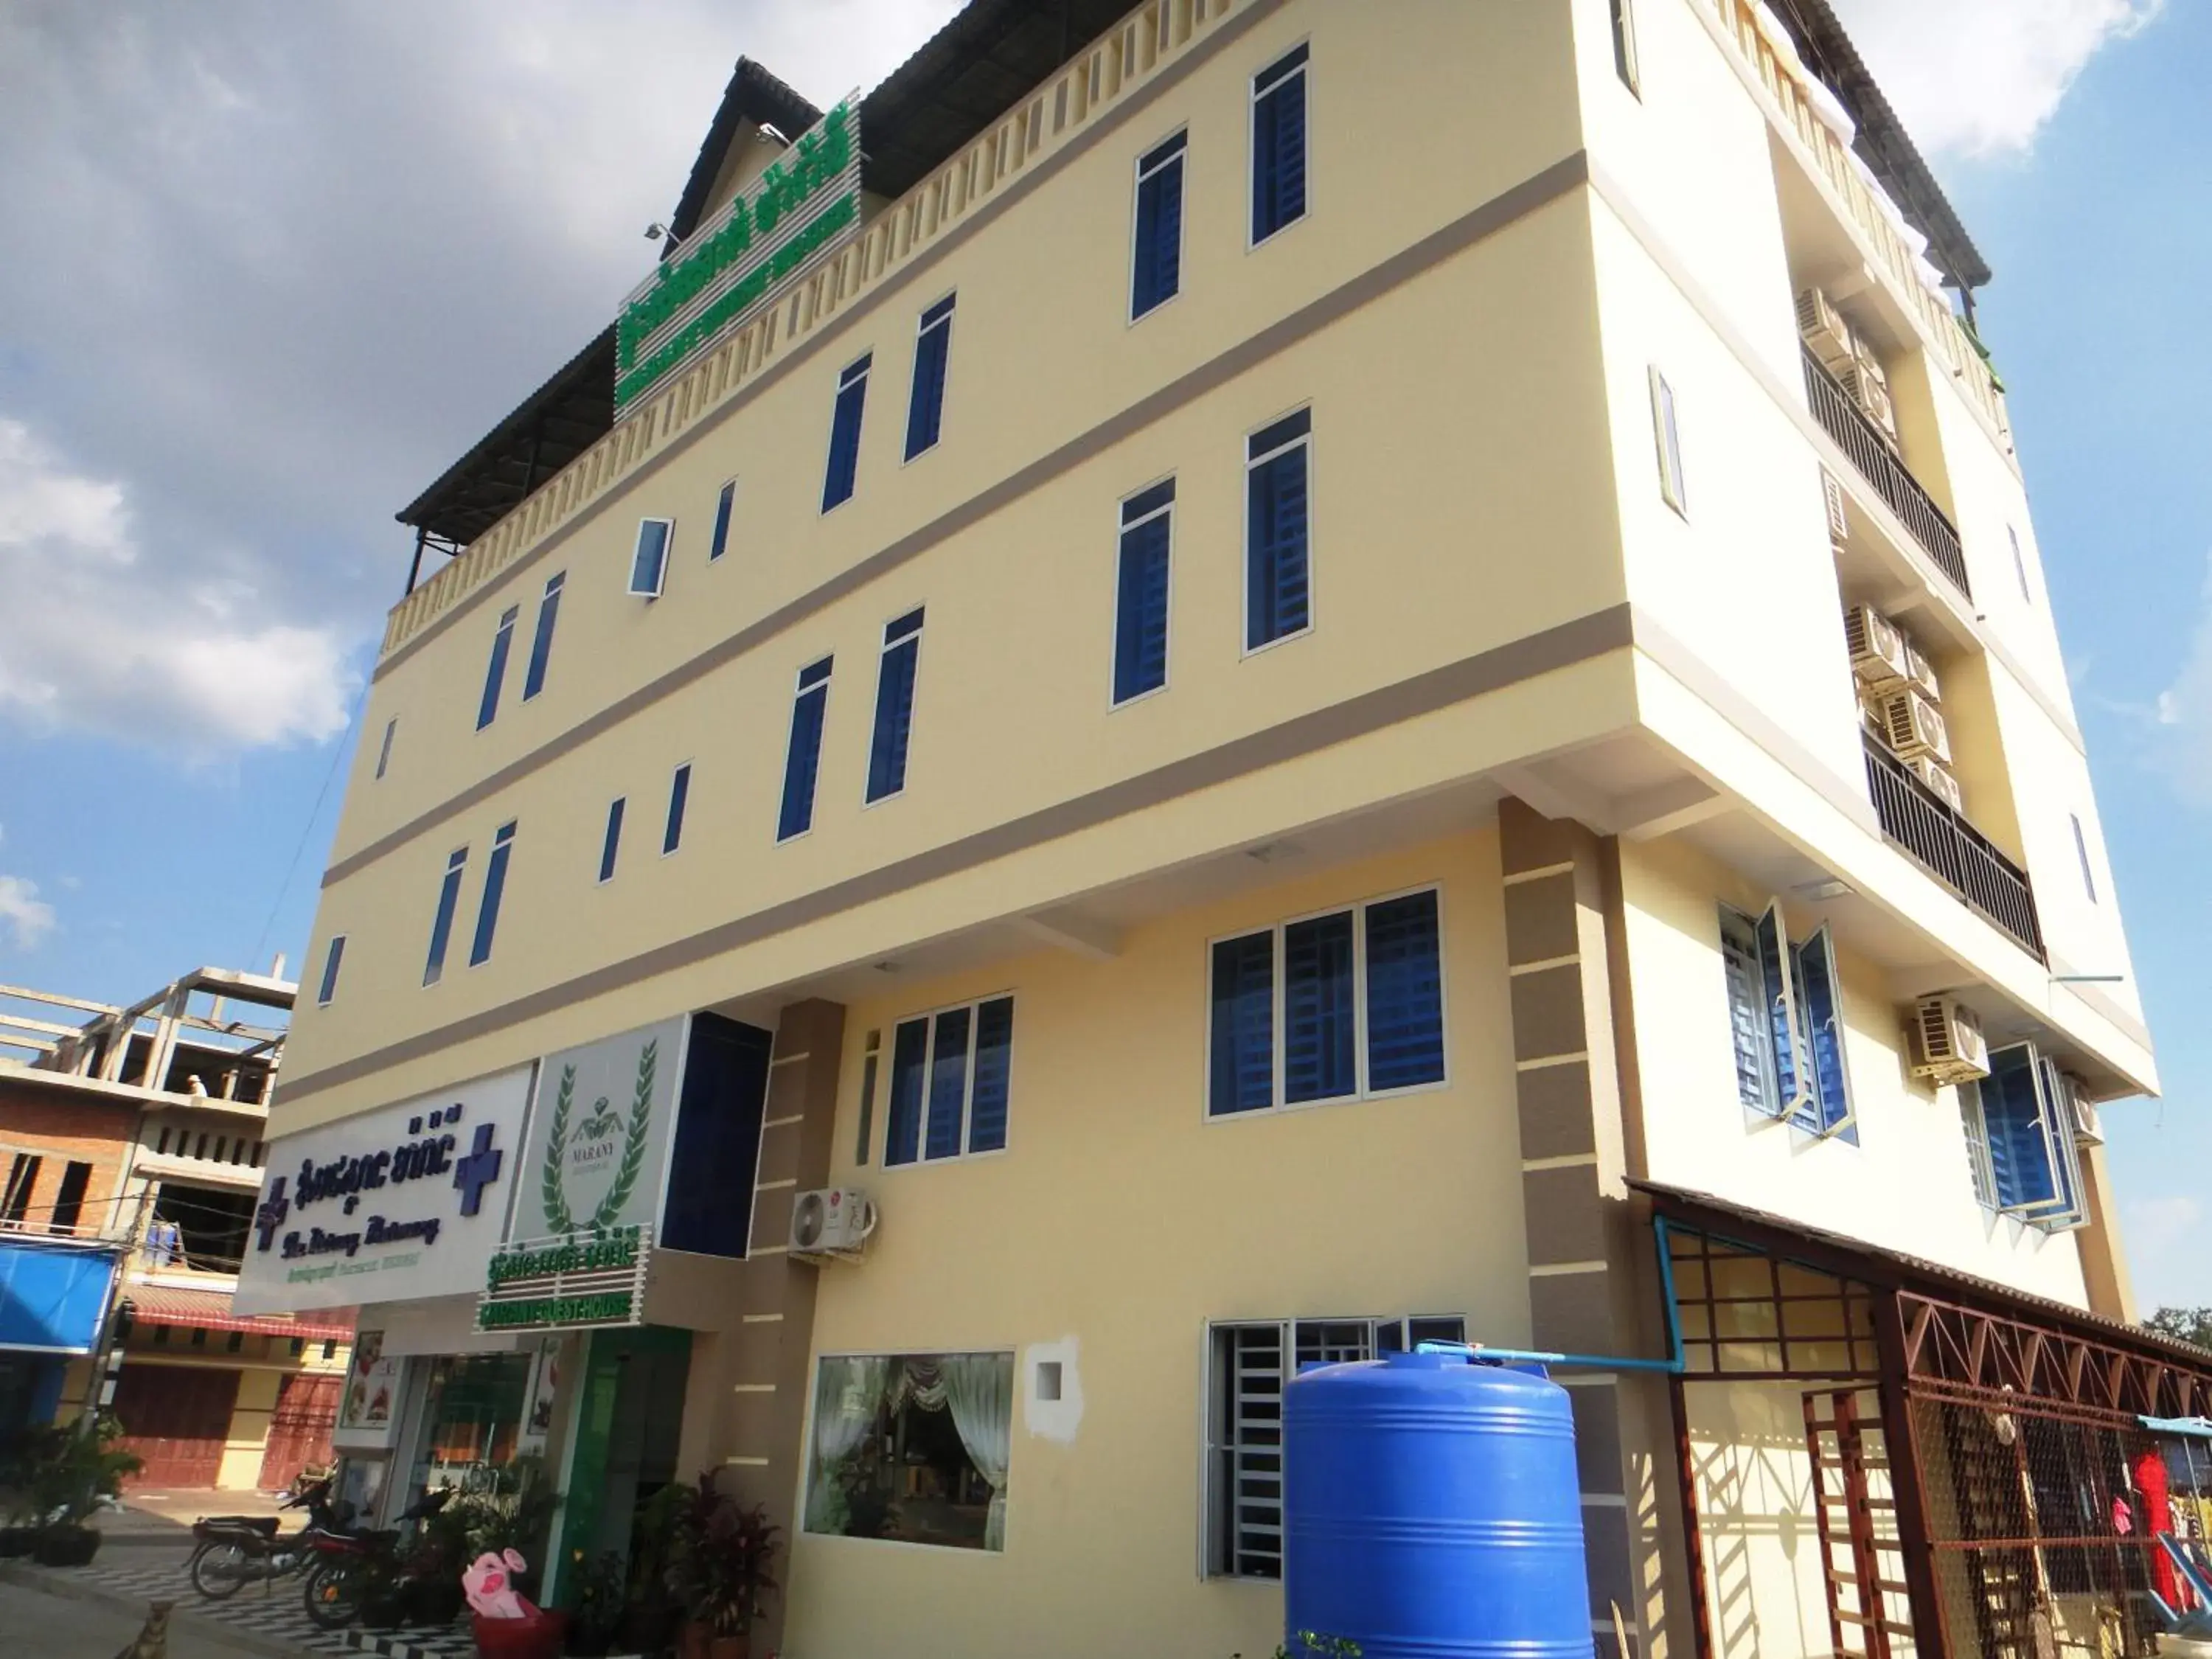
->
<box><xmin>462</xmin><ymin>1550</ymin><xmax>538</xmax><ymax>1620</ymax></box>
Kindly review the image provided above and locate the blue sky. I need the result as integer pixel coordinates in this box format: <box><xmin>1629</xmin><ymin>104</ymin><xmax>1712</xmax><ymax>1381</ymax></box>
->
<box><xmin>1</xmin><ymin>1</ymin><xmax>2205</xmax><ymax>1305</ymax></box>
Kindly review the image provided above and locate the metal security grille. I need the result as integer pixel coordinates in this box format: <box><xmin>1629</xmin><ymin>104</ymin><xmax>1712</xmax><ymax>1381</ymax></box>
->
<box><xmin>1806</xmin><ymin>1388</ymin><xmax>1917</xmax><ymax>1659</ymax></box>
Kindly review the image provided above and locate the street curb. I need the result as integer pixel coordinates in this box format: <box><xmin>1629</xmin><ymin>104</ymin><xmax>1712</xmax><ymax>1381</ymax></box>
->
<box><xmin>0</xmin><ymin>1557</ymin><xmax>328</xmax><ymax>1659</ymax></box>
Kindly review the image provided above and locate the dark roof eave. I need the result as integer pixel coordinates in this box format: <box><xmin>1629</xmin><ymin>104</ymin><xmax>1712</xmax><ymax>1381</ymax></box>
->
<box><xmin>667</xmin><ymin>58</ymin><xmax>826</xmax><ymax>246</ymax></box>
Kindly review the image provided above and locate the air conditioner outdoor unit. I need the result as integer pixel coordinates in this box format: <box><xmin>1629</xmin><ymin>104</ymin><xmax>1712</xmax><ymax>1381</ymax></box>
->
<box><xmin>1837</xmin><ymin>364</ymin><xmax>1898</xmax><ymax>442</ymax></box>
<box><xmin>790</xmin><ymin>1187</ymin><xmax>877</xmax><ymax>1256</ymax></box>
<box><xmin>1906</xmin><ymin>754</ymin><xmax>1965</xmax><ymax>813</ymax></box>
<box><xmin>1822</xmin><ymin>470</ymin><xmax>1849</xmax><ymax>546</ymax></box>
<box><xmin>2066</xmin><ymin>1081</ymin><xmax>2104</xmax><ymax>1146</ymax></box>
<box><xmin>1796</xmin><ymin>287</ymin><xmax>1857</xmax><ymax>374</ymax></box>
<box><xmin>1843</xmin><ymin>604</ymin><xmax>1910</xmax><ymax>691</ymax></box>
<box><xmin>1877</xmin><ymin>688</ymin><xmax>1951</xmax><ymax>765</ymax></box>
<box><xmin>1909</xmin><ymin>995</ymin><xmax>1990</xmax><ymax>1085</ymax></box>
<box><xmin>1904</xmin><ymin>639</ymin><xmax>1942</xmax><ymax>703</ymax></box>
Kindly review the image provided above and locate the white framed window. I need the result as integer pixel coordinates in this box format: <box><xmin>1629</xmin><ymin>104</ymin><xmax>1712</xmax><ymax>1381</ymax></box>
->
<box><xmin>467</xmin><ymin>820</ymin><xmax>517</xmax><ymax>967</ymax></box>
<box><xmin>1112</xmin><ymin>479</ymin><xmax>1175</xmax><ymax>706</ymax></box>
<box><xmin>1244</xmin><ymin>406</ymin><xmax>1313</xmax><ymax>653</ymax></box>
<box><xmin>881</xmin><ymin>995</ymin><xmax>1015</xmax><ymax>1165</ymax></box>
<box><xmin>662</xmin><ymin>762</ymin><xmax>692</xmax><ymax>855</ymax></box>
<box><xmin>1717</xmin><ymin>902</ymin><xmax>1854</xmax><ymax>1140</ymax></box>
<box><xmin>709</xmin><ymin>480</ymin><xmax>737</xmax><ymax>562</ymax></box>
<box><xmin>1204</xmin><ymin>1314</ymin><xmax>1467</xmax><ymax>1579</ymax></box>
<box><xmin>423</xmin><ymin>844</ymin><xmax>469</xmax><ymax>987</ymax></box>
<box><xmin>1130</xmin><ymin>128</ymin><xmax>1187</xmax><ymax>321</ymax></box>
<box><xmin>597</xmin><ymin>797</ymin><xmax>625</xmax><ymax>884</ymax></box>
<box><xmin>630</xmin><ymin>518</ymin><xmax>674</xmax><ymax>597</ymax></box>
<box><xmin>803</xmin><ymin>1351</ymin><xmax>1013</xmax><ymax>1551</ymax></box>
<box><xmin>1962</xmin><ymin>1044</ymin><xmax>2088</xmax><ymax>1231</ymax></box>
<box><xmin>1650</xmin><ymin>366</ymin><xmax>1686</xmax><ymax>516</ymax></box>
<box><xmin>1208</xmin><ymin>886</ymin><xmax>1445</xmax><ymax>1118</ymax></box>
<box><xmin>1248</xmin><ymin>43</ymin><xmax>1309</xmax><ymax>247</ymax></box>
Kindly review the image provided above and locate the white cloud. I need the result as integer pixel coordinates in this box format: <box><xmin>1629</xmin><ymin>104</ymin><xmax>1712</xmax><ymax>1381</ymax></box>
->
<box><xmin>1832</xmin><ymin>0</ymin><xmax>2161</xmax><ymax>157</ymax></box>
<box><xmin>2143</xmin><ymin>551</ymin><xmax>2212</xmax><ymax>802</ymax></box>
<box><xmin>0</xmin><ymin>417</ymin><xmax>354</xmax><ymax>753</ymax></box>
<box><xmin>0</xmin><ymin>875</ymin><xmax>56</xmax><ymax>951</ymax></box>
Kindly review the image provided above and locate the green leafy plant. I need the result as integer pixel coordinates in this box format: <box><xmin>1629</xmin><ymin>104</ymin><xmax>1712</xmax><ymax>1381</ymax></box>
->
<box><xmin>1275</xmin><ymin>1636</ymin><xmax>1362</xmax><ymax>1659</ymax></box>
<box><xmin>564</xmin><ymin>1548</ymin><xmax>628</xmax><ymax>1653</ymax></box>
<box><xmin>2146</xmin><ymin>1307</ymin><xmax>2212</xmax><ymax>1351</ymax></box>
<box><xmin>23</xmin><ymin>1415</ymin><xmax>141</xmax><ymax>1529</ymax></box>
<box><xmin>666</xmin><ymin>1470</ymin><xmax>781</xmax><ymax>1636</ymax></box>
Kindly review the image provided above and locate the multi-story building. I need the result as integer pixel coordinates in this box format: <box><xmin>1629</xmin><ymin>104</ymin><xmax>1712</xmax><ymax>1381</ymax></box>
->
<box><xmin>240</xmin><ymin>1</ymin><xmax>2200</xmax><ymax>1653</ymax></box>
<box><xmin>0</xmin><ymin>969</ymin><xmax>349</xmax><ymax>1489</ymax></box>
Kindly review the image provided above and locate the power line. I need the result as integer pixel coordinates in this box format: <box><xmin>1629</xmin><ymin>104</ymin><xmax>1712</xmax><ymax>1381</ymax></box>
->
<box><xmin>248</xmin><ymin>672</ymin><xmax>371</xmax><ymax>974</ymax></box>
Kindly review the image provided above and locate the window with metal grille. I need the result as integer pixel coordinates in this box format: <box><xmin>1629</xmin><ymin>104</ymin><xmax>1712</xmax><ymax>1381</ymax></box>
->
<box><xmin>1717</xmin><ymin>904</ymin><xmax>1855</xmax><ymax>1139</ymax></box>
<box><xmin>1206</xmin><ymin>1315</ymin><xmax>1464</xmax><ymax>1579</ymax></box>
<box><xmin>905</xmin><ymin>295</ymin><xmax>955</xmax><ymax>461</ymax></box>
<box><xmin>522</xmin><ymin>570</ymin><xmax>565</xmax><ymax>698</ymax></box>
<box><xmin>866</xmin><ymin>608</ymin><xmax>924</xmax><ymax>804</ymax></box>
<box><xmin>822</xmin><ymin>354</ymin><xmax>871</xmax><ymax>511</ymax></box>
<box><xmin>882</xmin><ymin>996</ymin><xmax>1015</xmax><ymax>1166</ymax></box>
<box><xmin>423</xmin><ymin>845</ymin><xmax>469</xmax><ymax>986</ymax></box>
<box><xmin>1250</xmin><ymin>44</ymin><xmax>1308</xmax><ymax>244</ymax></box>
<box><xmin>1113</xmin><ymin>480</ymin><xmax>1174</xmax><ymax>705</ymax></box>
<box><xmin>476</xmin><ymin>605</ymin><xmax>518</xmax><ymax>730</ymax></box>
<box><xmin>1208</xmin><ymin>887</ymin><xmax>1444</xmax><ymax>1118</ymax></box>
<box><xmin>468</xmin><ymin>821</ymin><xmax>517</xmax><ymax>967</ymax></box>
<box><xmin>778</xmin><ymin>657</ymin><xmax>832</xmax><ymax>841</ymax></box>
<box><xmin>1245</xmin><ymin>408</ymin><xmax>1312</xmax><ymax>650</ymax></box>
<box><xmin>1131</xmin><ymin>131</ymin><xmax>1186</xmax><ymax>319</ymax></box>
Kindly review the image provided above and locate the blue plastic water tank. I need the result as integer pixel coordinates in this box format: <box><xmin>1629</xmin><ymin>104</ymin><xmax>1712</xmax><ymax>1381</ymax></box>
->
<box><xmin>1283</xmin><ymin>1352</ymin><xmax>1593</xmax><ymax>1659</ymax></box>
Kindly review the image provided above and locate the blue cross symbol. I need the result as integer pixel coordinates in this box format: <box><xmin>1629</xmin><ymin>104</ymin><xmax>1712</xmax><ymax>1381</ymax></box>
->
<box><xmin>254</xmin><ymin>1177</ymin><xmax>291</xmax><ymax>1253</ymax></box>
<box><xmin>452</xmin><ymin>1123</ymin><xmax>504</xmax><ymax>1217</ymax></box>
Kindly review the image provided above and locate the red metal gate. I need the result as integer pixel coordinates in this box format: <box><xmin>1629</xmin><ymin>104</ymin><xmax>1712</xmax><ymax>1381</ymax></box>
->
<box><xmin>111</xmin><ymin>1365</ymin><xmax>240</xmax><ymax>1487</ymax></box>
<box><xmin>1805</xmin><ymin>1387</ymin><xmax>1918</xmax><ymax>1659</ymax></box>
<box><xmin>257</xmin><ymin>1372</ymin><xmax>339</xmax><ymax>1492</ymax></box>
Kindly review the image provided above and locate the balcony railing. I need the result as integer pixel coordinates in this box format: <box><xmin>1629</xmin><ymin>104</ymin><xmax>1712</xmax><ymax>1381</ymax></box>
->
<box><xmin>1863</xmin><ymin>736</ymin><xmax>2043</xmax><ymax>960</ymax></box>
<box><xmin>1804</xmin><ymin>348</ymin><xmax>1970</xmax><ymax>601</ymax></box>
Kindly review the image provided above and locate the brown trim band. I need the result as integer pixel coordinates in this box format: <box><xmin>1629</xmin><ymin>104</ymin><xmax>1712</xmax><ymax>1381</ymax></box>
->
<box><xmin>330</xmin><ymin>148</ymin><xmax>1596</xmax><ymax>888</ymax></box>
<box><xmin>281</xmin><ymin>602</ymin><xmax>1635</xmax><ymax>1102</ymax></box>
<box><xmin>373</xmin><ymin>0</ymin><xmax>1294</xmax><ymax>683</ymax></box>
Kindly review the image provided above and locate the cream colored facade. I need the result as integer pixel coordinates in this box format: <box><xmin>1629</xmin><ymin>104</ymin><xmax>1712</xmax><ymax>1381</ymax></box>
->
<box><xmin>267</xmin><ymin>1</ymin><xmax>2157</xmax><ymax>1655</ymax></box>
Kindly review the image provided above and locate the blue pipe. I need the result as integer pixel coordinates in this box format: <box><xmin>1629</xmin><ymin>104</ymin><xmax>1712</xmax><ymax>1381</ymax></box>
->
<box><xmin>1416</xmin><ymin>1217</ymin><xmax>1690</xmax><ymax>1376</ymax></box>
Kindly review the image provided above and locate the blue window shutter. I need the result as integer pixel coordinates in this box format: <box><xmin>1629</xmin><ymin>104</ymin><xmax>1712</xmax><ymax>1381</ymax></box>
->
<box><xmin>866</xmin><ymin>630</ymin><xmax>921</xmax><ymax>803</ymax></box>
<box><xmin>1246</xmin><ymin>423</ymin><xmax>1310</xmax><ymax>648</ymax></box>
<box><xmin>1113</xmin><ymin>504</ymin><xmax>1172</xmax><ymax>703</ymax></box>
<box><xmin>1754</xmin><ymin>903</ymin><xmax>1809</xmax><ymax>1122</ymax></box>
<box><xmin>316</xmin><ymin>936</ymin><xmax>345</xmax><ymax>1006</ymax></box>
<box><xmin>968</xmin><ymin>998</ymin><xmax>1014</xmax><ymax>1153</ymax></box>
<box><xmin>1792</xmin><ymin>927</ymin><xmax>1854</xmax><ymax>1140</ymax></box>
<box><xmin>1251</xmin><ymin>48</ymin><xmax>1308</xmax><ymax>243</ymax></box>
<box><xmin>1209</xmin><ymin>932</ymin><xmax>1275</xmax><ymax>1115</ymax></box>
<box><xmin>822</xmin><ymin>358</ymin><xmax>870</xmax><ymax>511</ymax></box>
<box><xmin>477</xmin><ymin>608</ymin><xmax>517</xmax><ymax>730</ymax></box>
<box><xmin>629</xmin><ymin>521</ymin><xmax>672</xmax><ymax>596</ymax></box>
<box><xmin>1980</xmin><ymin>1046</ymin><xmax>2062</xmax><ymax>1214</ymax></box>
<box><xmin>924</xmin><ymin>1006</ymin><xmax>972</xmax><ymax>1160</ymax></box>
<box><xmin>884</xmin><ymin>1019</ymin><xmax>928</xmax><ymax>1166</ymax></box>
<box><xmin>779</xmin><ymin>667</ymin><xmax>831</xmax><ymax>841</ymax></box>
<box><xmin>2037</xmin><ymin>1058</ymin><xmax>2090</xmax><ymax>1229</ymax></box>
<box><xmin>424</xmin><ymin>849</ymin><xmax>467</xmax><ymax>986</ymax></box>
<box><xmin>905</xmin><ymin>302</ymin><xmax>953</xmax><ymax>461</ymax></box>
<box><xmin>1283</xmin><ymin>912</ymin><xmax>1356</xmax><ymax>1103</ymax></box>
<box><xmin>1132</xmin><ymin>138</ymin><xmax>1185</xmax><ymax>318</ymax></box>
<box><xmin>1719</xmin><ymin>909</ymin><xmax>1775</xmax><ymax>1113</ymax></box>
<box><xmin>662</xmin><ymin>765</ymin><xmax>690</xmax><ymax>855</ymax></box>
<box><xmin>469</xmin><ymin>824</ymin><xmax>515</xmax><ymax>967</ymax></box>
<box><xmin>710</xmin><ymin>481</ymin><xmax>735</xmax><ymax>561</ymax></box>
<box><xmin>1365</xmin><ymin>891</ymin><xmax>1444</xmax><ymax>1091</ymax></box>
<box><xmin>522</xmin><ymin>574</ymin><xmax>563</xmax><ymax>700</ymax></box>
<box><xmin>598</xmin><ymin>797</ymin><xmax>625</xmax><ymax>882</ymax></box>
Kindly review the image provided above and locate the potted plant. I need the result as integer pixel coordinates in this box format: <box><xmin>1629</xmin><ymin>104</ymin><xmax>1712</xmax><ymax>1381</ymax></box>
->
<box><xmin>560</xmin><ymin>1548</ymin><xmax>627</xmax><ymax>1658</ymax></box>
<box><xmin>680</xmin><ymin>1481</ymin><xmax>779</xmax><ymax>1659</ymax></box>
<box><xmin>23</xmin><ymin>1416</ymin><xmax>140</xmax><ymax>1567</ymax></box>
<box><xmin>397</xmin><ymin>1498</ymin><xmax>476</xmax><ymax>1627</ymax></box>
<box><xmin>617</xmin><ymin>1484</ymin><xmax>686</xmax><ymax>1657</ymax></box>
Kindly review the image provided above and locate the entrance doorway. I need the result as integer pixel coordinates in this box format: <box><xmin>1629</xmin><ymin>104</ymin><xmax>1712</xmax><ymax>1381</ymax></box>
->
<box><xmin>552</xmin><ymin>1327</ymin><xmax>692</xmax><ymax>1599</ymax></box>
<box><xmin>112</xmin><ymin>1365</ymin><xmax>240</xmax><ymax>1486</ymax></box>
<box><xmin>259</xmin><ymin>1371</ymin><xmax>340</xmax><ymax>1490</ymax></box>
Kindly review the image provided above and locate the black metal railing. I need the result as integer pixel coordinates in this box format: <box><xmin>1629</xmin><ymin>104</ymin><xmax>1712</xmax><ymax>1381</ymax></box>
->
<box><xmin>1803</xmin><ymin>347</ymin><xmax>1971</xmax><ymax>601</ymax></box>
<box><xmin>1863</xmin><ymin>736</ymin><xmax>2043</xmax><ymax>959</ymax></box>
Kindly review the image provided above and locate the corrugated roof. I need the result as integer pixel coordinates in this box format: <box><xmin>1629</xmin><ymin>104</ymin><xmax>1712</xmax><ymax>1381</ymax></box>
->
<box><xmin>123</xmin><ymin>1283</ymin><xmax>353</xmax><ymax>1343</ymax></box>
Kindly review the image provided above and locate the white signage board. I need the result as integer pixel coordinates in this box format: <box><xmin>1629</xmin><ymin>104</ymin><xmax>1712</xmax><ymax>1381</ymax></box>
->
<box><xmin>233</xmin><ymin>1066</ymin><xmax>534</xmax><ymax>1314</ymax></box>
<box><xmin>506</xmin><ymin>1018</ymin><xmax>687</xmax><ymax>1241</ymax></box>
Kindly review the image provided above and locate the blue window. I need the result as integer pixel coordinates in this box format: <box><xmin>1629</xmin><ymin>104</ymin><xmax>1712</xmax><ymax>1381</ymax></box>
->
<box><xmin>598</xmin><ymin>797</ymin><xmax>625</xmax><ymax>883</ymax></box>
<box><xmin>1209</xmin><ymin>888</ymin><xmax>1446</xmax><ymax>1119</ymax></box>
<box><xmin>423</xmin><ymin>845</ymin><xmax>469</xmax><ymax>986</ymax></box>
<box><xmin>1132</xmin><ymin>131</ymin><xmax>1186</xmax><ymax>319</ymax></box>
<box><xmin>1719</xmin><ymin>904</ymin><xmax>1854</xmax><ymax>1139</ymax></box>
<box><xmin>374</xmin><ymin>717</ymin><xmax>397</xmax><ymax>780</ymax></box>
<box><xmin>884</xmin><ymin>995</ymin><xmax>1016</xmax><ymax>1166</ymax></box>
<box><xmin>822</xmin><ymin>354</ymin><xmax>871</xmax><ymax>512</ymax></box>
<box><xmin>1251</xmin><ymin>44</ymin><xmax>1309</xmax><ymax>244</ymax></box>
<box><xmin>1246</xmin><ymin>408</ymin><xmax>1312</xmax><ymax>650</ymax></box>
<box><xmin>522</xmin><ymin>571</ymin><xmax>565</xmax><ymax>700</ymax></box>
<box><xmin>709</xmin><ymin>481</ymin><xmax>736</xmax><ymax>562</ymax></box>
<box><xmin>315</xmin><ymin>936</ymin><xmax>346</xmax><ymax>1007</ymax></box>
<box><xmin>904</xmin><ymin>295</ymin><xmax>955</xmax><ymax>461</ymax></box>
<box><xmin>630</xmin><ymin>518</ymin><xmax>673</xmax><ymax>597</ymax></box>
<box><xmin>1966</xmin><ymin>1046</ymin><xmax>2087</xmax><ymax>1228</ymax></box>
<box><xmin>477</xmin><ymin>606</ymin><xmax>518</xmax><ymax>730</ymax></box>
<box><xmin>469</xmin><ymin>821</ymin><xmax>517</xmax><ymax>967</ymax></box>
<box><xmin>778</xmin><ymin>657</ymin><xmax>832</xmax><ymax>841</ymax></box>
<box><xmin>866</xmin><ymin>608</ymin><xmax>925</xmax><ymax>804</ymax></box>
<box><xmin>1113</xmin><ymin>481</ymin><xmax>1174</xmax><ymax>704</ymax></box>
<box><xmin>662</xmin><ymin>763</ymin><xmax>691</xmax><ymax>855</ymax></box>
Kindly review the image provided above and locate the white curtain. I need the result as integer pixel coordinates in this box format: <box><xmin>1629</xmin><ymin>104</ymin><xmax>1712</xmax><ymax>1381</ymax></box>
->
<box><xmin>942</xmin><ymin>1354</ymin><xmax>1013</xmax><ymax>1551</ymax></box>
<box><xmin>886</xmin><ymin>1358</ymin><xmax>948</xmax><ymax>1414</ymax></box>
<box><xmin>805</xmin><ymin>1356</ymin><xmax>888</xmax><ymax>1533</ymax></box>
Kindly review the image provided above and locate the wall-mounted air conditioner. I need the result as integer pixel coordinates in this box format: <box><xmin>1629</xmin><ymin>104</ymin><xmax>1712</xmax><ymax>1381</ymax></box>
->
<box><xmin>1906</xmin><ymin>754</ymin><xmax>1964</xmax><ymax>813</ymax></box>
<box><xmin>1877</xmin><ymin>688</ymin><xmax>1951</xmax><ymax>765</ymax></box>
<box><xmin>789</xmin><ymin>1187</ymin><xmax>877</xmax><ymax>1259</ymax></box>
<box><xmin>1843</xmin><ymin>604</ymin><xmax>1909</xmax><ymax>691</ymax></box>
<box><xmin>1796</xmin><ymin>288</ymin><xmax>1857</xmax><ymax>374</ymax></box>
<box><xmin>1908</xmin><ymin>996</ymin><xmax>1990</xmax><ymax>1085</ymax></box>
<box><xmin>1904</xmin><ymin>639</ymin><xmax>1942</xmax><ymax>703</ymax></box>
<box><xmin>1837</xmin><ymin>362</ymin><xmax>1898</xmax><ymax>442</ymax></box>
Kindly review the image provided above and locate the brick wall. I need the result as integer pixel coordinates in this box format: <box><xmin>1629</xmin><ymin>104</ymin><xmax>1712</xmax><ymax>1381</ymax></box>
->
<box><xmin>0</xmin><ymin>1076</ymin><xmax>140</xmax><ymax>1237</ymax></box>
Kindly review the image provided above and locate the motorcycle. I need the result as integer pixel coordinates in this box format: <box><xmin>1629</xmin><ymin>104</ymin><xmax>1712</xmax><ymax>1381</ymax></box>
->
<box><xmin>187</xmin><ymin>1477</ymin><xmax>352</xmax><ymax>1600</ymax></box>
<box><xmin>300</xmin><ymin>1485</ymin><xmax>454</xmax><ymax>1631</ymax></box>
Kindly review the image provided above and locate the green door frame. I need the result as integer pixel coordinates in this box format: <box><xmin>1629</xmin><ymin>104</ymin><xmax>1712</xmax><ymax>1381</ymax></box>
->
<box><xmin>543</xmin><ymin>1325</ymin><xmax>692</xmax><ymax>1605</ymax></box>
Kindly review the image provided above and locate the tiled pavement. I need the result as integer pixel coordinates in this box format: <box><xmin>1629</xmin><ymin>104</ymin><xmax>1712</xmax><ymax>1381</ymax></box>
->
<box><xmin>4</xmin><ymin>1553</ymin><xmax>479</xmax><ymax>1659</ymax></box>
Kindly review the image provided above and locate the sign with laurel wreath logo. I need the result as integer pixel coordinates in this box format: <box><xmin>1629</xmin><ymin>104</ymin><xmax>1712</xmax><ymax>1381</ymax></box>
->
<box><xmin>511</xmin><ymin>1017</ymin><xmax>686</xmax><ymax>1241</ymax></box>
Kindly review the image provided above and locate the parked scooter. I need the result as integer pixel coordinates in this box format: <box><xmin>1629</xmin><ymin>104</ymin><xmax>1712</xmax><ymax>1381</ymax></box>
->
<box><xmin>300</xmin><ymin>1486</ymin><xmax>454</xmax><ymax>1631</ymax></box>
<box><xmin>187</xmin><ymin>1477</ymin><xmax>352</xmax><ymax>1600</ymax></box>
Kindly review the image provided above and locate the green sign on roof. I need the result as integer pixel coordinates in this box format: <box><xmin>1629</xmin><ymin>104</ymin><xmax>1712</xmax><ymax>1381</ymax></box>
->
<box><xmin>616</xmin><ymin>96</ymin><xmax>862</xmax><ymax>413</ymax></box>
